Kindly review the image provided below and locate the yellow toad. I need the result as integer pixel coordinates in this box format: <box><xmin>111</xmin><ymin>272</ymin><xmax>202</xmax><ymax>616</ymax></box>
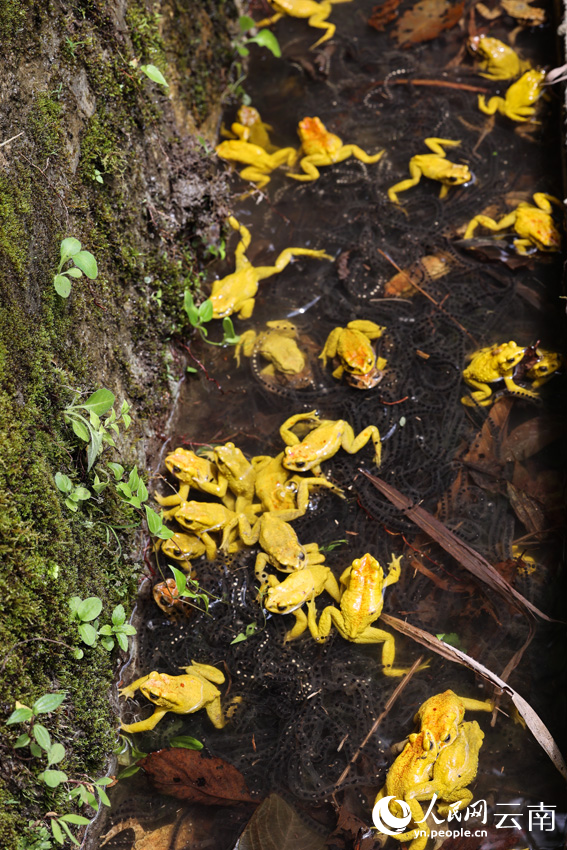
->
<box><xmin>155</xmin><ymin>447</ymin><xmax>231</xmax><ymax>508</ymax></box>
<box><xmin>235</xmin><ymin>320</ymin><xmax>307</xmax><ymax>378</ymax></box>
<box><xmin>221</xmin><ymin>106</ymin><xmax>278</xmax><ymax>152</ymax></box>
<box><xmin>319</xmin><ymin>320</ymin><xmax>387</xmax><ymax>388</ymax></box>
<box><xmin>289</xmin><ymin>117</ymin><xmax>384</xmax><ymax>182</ymax></box>
<box><xmin>461</xmin><ymin>340</ymin><xmax>538</xmax><ymax>407</ymax></box>
<box><xmin>478</xmin><ymin>69</ymin><xmax>545</xmax><ymax>121</ymax></box>
<box><xmin>202</xmin><ymin>443</ymin><xmax>256</xmax><ymax>512</ymax></box>
<box><xmin>464</xmin><ymin>193</ymin><xmax>562</xmax><ymax>254</ymax></box>
<box><xmin>252</xmin><ymin>451</ymin><xmax>342</xmax><ymax>513</ymax></box>
<box><xmin>235</xmin><ymin>511</ymin><xmax>326</xmax><ymax>590</ymax></box>
<box><xmin>468</xmin><ymin>35</ymin><xmax>530</xmax><ymax>80</ymax></box>
<box><xmin>158</xmin><ymin>531</ymin><xmax>207</xmax><ymax>571</ymax></box>
<box><xmin>163</xmin><ymin>500</ymin><xmax>261</xmax><ymax>559</ymax></box>
<box><xmin>306</xmin><ymin>553</ymin><xmax>418</xmax><ymax>676</ymax></box>
<box><xmin>415</xmin><ymin>689</ymin><xmax>492</xmax><ymax>751</ymax></box>
<box><xmin>214</xmin><ymin>141</ymin><xmax>297</xmax><ymax>190</ymax></box>
<box><xmin>120</xmin><ymin>661</ymin><xmax>230</xmax><ymax>732</ymax></box>
<box><xmin>280</xmin><ymin>410</ymin><xmax>382</xmax><ymax>473</ymax></box>
<box><xmin>209</xmin><ymin>217</ymin><xmax>332</xmax><ymax>320</ymax></box>
<box><xmin>264</xmin><ymin>564</ymin><xmax>341</xmax><ymax>641</ymax></box>
<box><xmin>377</xmin><ymin>723</ymin><xmax>485</xmax><ymax>850</ymax></box>
<box><xmin>254</xmin><ymin>0</ymin><xmax>354</xmax><ymax>50</ymax></box>
<box><xmin>388</xmin><ymin>138</ymin><xmax>472</xmax><ymax>204</ymax></box>
<box><xmin>527</xmin><ymin>348</ymin><xmax>564</xmax><ymax>387</ymax></box>
<box><xmin>373</xmin><ymin>729</ymin><xmax>439</xmax><ymax>844</ymax></box>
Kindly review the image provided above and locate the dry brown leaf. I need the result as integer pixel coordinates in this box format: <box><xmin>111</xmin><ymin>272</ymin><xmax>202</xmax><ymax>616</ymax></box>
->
<box><xmin>368</xmin><ymin>0</ymin><xmax>403</xmax><ymax>31</ymax></box>
<box><xmin>233</xmin><ymin>793</ymin><xmax>328</xmax><ymax>850</ymax></box>
<box><xmin>139</xmin><ymin>748</ymin><xmax>258</xmax><ymax>806</ymax></box>
<box><xmin>100</xmin><ymin>815</ymin><xmax>196</xmax><ymax>849</ymax></box>
<box><xmin>501</xmin><ymin>417</ymin><xmax>564</xmax><ymax>462</ymax></box>
<box><xmin>380</xmin><ymin>613</ymin><xmax>567</xmax><ymax>780</ymax></box>
<box><xmin>359</xmin><ymin>469</ymin><xmax>553</xmax><ymax>621</ymax></box>
<box><xmin>392</xmin><ymin>0</ymin><xmax>465</xmax><ymax>46</ymax></box>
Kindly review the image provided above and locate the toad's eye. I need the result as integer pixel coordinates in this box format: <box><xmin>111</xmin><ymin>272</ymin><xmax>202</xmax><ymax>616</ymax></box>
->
<box><xmin>149</xmin><ymin>692</ymin><xmax>160</xmax><ymax>700</ymax></box>
<box><xmin>295</xmin><ymin>460</ymin><xmax>305</xmax><ymax>468</ymax></box>
<box><xmin>444</xmin><ymin>734</ymin><xmax>452</xmax><ymax>743</ymax></box>
<box><xmin>299</xmin><ymin>552</ymin><xmax>305</xmax><ymax>561</ymax></box>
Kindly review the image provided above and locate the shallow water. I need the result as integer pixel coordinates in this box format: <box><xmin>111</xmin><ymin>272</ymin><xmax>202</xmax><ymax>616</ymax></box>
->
<box><xmin>94</xmin><ymin>3</ymin><xmax>567</xmax><ymax>848</ymax></box>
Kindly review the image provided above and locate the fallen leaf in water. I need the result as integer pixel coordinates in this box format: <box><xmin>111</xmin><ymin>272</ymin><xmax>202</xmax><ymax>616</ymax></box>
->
<box><xmin>100</xmin><ymin>814</ymin><xmax>196</xmax><ymax>849</ymax></box>
<box><xmin>379</xmin><ymin>612</ymin><xmax>567</xmax><ymax>779</ymax></box>
<box><xmin>234</xmin><ymin>793</ymin><xmax>327</xmax><ymax>850</ymax></box>
<box><xmin>368</xmin><ymin>0</ymin><xmax>402</xmax><ymax>30</ymax></box>
<box><xmin>140</xmin><ymin>748</ymin><xmax>258</xmax><ymax>806</ymax></box>
<box><xmin>501</xmin><ymin>416</ymin><xmax>564</xmax><ymax>462</ymax></box>
<box><xmin>383</xmin><ymin>253</ymin><xmax>452</xmax><ymax>296</ymax></box>
<box><xmin>392</xmin><ymin>0</ymin><xmax>465</xmax><ymax>46</ymax></box>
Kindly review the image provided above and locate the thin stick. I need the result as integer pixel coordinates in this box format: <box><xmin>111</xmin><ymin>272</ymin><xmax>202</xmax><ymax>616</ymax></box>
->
<box><xmin>377</xmin><ymin>248</ymin><xmax>478</xmax><ymax>345</ymax></box>
<box><xmin>0</xmin><ymin>131</ymin><xmax>24</xmax><ymax>148</ymax></box>
<box><xmin>334</xmin><ymin>654</ymin><xmax>424</xmax><ymax>788</ymax></box>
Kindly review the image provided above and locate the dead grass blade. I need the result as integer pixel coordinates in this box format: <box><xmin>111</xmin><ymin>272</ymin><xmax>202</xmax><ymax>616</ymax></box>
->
<box><xmin>380</xmin><ymin>613</ymin><xmax>567</xmax><ymax>780</ymax></box>
<box><xmin>359</xmin><ymin>469</ymin><xmax>554</xmax><ymax>622</ymax></box>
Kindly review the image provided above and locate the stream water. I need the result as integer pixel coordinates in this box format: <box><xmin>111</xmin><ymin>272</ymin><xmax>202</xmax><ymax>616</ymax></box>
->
<box><xmin>94</xmin><ymin>2</ymin><xmax>566</xmax><ymax>848</ymax></box>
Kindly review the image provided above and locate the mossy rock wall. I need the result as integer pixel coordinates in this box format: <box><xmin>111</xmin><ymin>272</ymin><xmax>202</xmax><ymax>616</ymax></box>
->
<box><xmin>0</xmin><ymin>1</ymin><xmax>236</xmax><ymax>845</ymax></box>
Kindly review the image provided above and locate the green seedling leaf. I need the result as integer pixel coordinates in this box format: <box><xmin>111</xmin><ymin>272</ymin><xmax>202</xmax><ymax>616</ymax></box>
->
<box><xmin>239</xmin><ymin>14</ymin><xmax>256</xmax><ymax>31</ymax></box>
<box><xmin>248</xmin><ymin>29</ymin><xmax>281</xmax><ymax>57</ymax></box>
<box><xmin>235</xmin><ymin>43</ymin><xmax>250</xmax><ymax>57</ymax></box>
<box><xmin>170</xmin><ymin>565</ymin><xmax>187</xmax><ymax>595</ymax></box>
<box><xmin>97</xmin><ymin>787</ymin><xmax>111</xmax><ymax>806</ymax></box>
<box><xmin>60</xmin><ymin>814</ymin><xmax>91</xmax><ymax>825</ymax></box>
<box><xmin>73</xmin><ymin>648</ymin><xmax>84</xmax><ymax>659</ymax></box>
<box><xmin>186</xmin><ymin>365</ymin><xmax>198</xmax><ymax>374</ymax></box>
<box><xmin>183</xmin><ymin>290</ymin><xmax>200</xmax><ymax>325</ymax></box>
<box><xmin>118</xmin><ymin>765</ymin><xmax>140</xmax><ymax>779</ymax></box>
<box><xmin>96</xmin><ymin>777</ymin><xmax>114</xmax><ymax>786</ymax></box>
<box><xmin>78</xmin><ymin>597</ymin><xmax>103</xmax><ymax>621</ymax></box>
<box><xmin>14</xmin><ymin>733</ymin><xmax>31</xmax><ymax>747</ymax></box>
<box><xmin>60</xmin><ymin>237</ymin><xmax>82</xmax><ymax>260</ymax></box>
<box><xmin>30</xmin><ymin>742</ymin><xmax>43</xmax><ymax>757</ymax></box>
<box><xmin>230</xmin><ymin>633</ymin><xmax>247</xmax><ymax>645</ymax></box>
<box><xmin>40</xmin><ymin>769</ymin><xmax>68</xmax><ymax>788</ymax></box>
<box><xmin>54</xmin><ymin>274</ymin><xmax>72</xmax><ymax>298</ymax></box>
<box><xmin>33</xmin><ymin>724</ymin><xmax>51</xmax><ymax>751</ymax></box>
<box><xmin>198</xmin><ymin>299</ymin><xmax>214</xmax><ymax>322</ymax></box>
<box><xmin>68</xmin><ymin>597</ymin><xmax>81</xmax><ymax>614</ymax></box>
<box><xmin>101</xmin><ymin>637</ymin><xmax>115</xmax><ymax>651</ymax></box>
<box><xmin>54</xmin><ymin>472</ymin><xmax>73</xmax><ymax>493</ymax></box>
<box><xmin>73</xmin><ymin>250</ymin><xmax>98</xmax><ymax>279</ymax></box>
<box><xmin>92</xmin><ymin>474</ymin><xmax>107</xmax><ymax>494</ymax></box>
<box><xmin>71</xmin><ymin>419</ymin><xmax>90</xmax><ymax>441</ymax></box>
<box><xmin>34</xmin><ymin>693</ymin><xmax>66</xmax><ymax>714</ymax></box>
<box><xmin>436</xmin><ymin>632</ymin><xmax>462</xmax><ymax>648</ymax></box>
<box><xmin>78</xmin><ymin>623</ymin><xmax>98</xmax><ymax>646</ymax></box>
<box><xmin>169</xmin><ymin>735</ymin><xmax>203</xmax><ymax>750</ymax></box>
<box><xmin>222</xmin><ymin>317</ymin><xmax>240</xmax><ymax>344</ymax></box>
<box><xmin>6</xmin><ymin>707</ymin><xmax>33</xmax><ymax>725</ymax></box>
<box><xmin>51</xmin><ymin>818</ymin><xmax>65</xmax><ymax>844</ymax></box>
<box><xmin>58</xmin><ymin>819</ymin><xmax>81</xmax><ymax>846</ymax></box>
<box><xmin>87</xmin><ymin>429</ymin><xmax>103</xmax><ymax>471</ymax></box>
<box><xmin>137</xmin><ymin>479</ymin><xmax>149</xmax><ymax>503</ymax></box>
<box><xmin>145</xmin><ymin>505</ymin><xmax>163</xmax><ymax>535</ymax></box>
<box><xmin>83</xmin><ymin>388</ymin><xmax>115</xmax><ymax>416</ymax></box>
<box><xmin>108</xmin><ymin>462</ymin><xmax>125</xmax><ymax>480</ymax></box>
<box><xmin>98</xmin><ymin>625</ymin><xmax>113</xmax><ymax>636</ymax></box>
<box><xmin>117</xmin><ymin>624</ymin><xmax>137</xmax><ymax>636</ymax></box>
<box><xmin>66</xmin><ymin>266</ymin><xmax>83</xmax><ymax>278</ymax></box>
<box><xmin>140</xmin><ymin>64</ymin><xmax>169</xmax><ymax>87</ymax></box>
<box><xmin>47</xmin><ymin>742</ymin><xmax>66</xmax><ymax>765</ymax></box>
<box><xmin>74</xmin><ymin>486</ymin><xmax>91</xmax><ymax>501</ymax></box>
<box><xmin>112</xmin><ymin>605</ymin><xmax>126</xmax><ymax>626</ymax></box>
<box><xmin>64</xmin><ymin>498</ymin><xmax>79</xmax><ymax>511</ymax></box>
<box><xmin>116</xmin><ymin>632</ymin><xmax>129</xmax><ymax>652</ymax></box>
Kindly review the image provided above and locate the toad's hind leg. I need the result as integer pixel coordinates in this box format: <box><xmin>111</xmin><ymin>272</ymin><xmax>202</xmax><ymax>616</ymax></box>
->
<box><xmin>340</xmin><ymin>144</ymin><xmax>384</xmax><ymax>165</ymax></box>
<box><xmin>254</xmin><ymin>248</ymin><xmax>332</xmax><ymax>281</ymax></box>
<box><xmin>205</xmin><ymin>695</ymin><xmax>227</xmax><ymax>729</ymax></box>
<box><xmin>461</xmin><ymin>378</ymin><xmax>493</xmax><ymax>406</ymax></box>
<box><xmin>308</xmin><ymin>13</ymin><xmax>335</xmax><ymax>49</ymax></box>
<box><xmin>342</xmin><ymin>423</ymin><xmax>382</xmax><ymax>467</ymax></box>
<box><xmin>388</xmin><ymin>160</ymin><xmax>423</xmax><ymax>204</ymax></box>
<box><xmin>228</xmin><ymin>217</ymin><xmax>252</xmax><ymax>269</ymax></box>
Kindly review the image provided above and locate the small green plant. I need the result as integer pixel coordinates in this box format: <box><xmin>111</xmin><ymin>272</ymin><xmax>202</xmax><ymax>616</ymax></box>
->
<box><xmin>150</xmin><ymin>287</ymin><xmax>163</xmax><ymax>307</ymax></box>
<box><xmin>97</xmin><ymin>604</ymin><xmax>137</xmax><ymax>651</ymax></box>
<box><xmin>140</xmin><ymin>63</ymin><xmax>169</xmax><ymax>87</ymax></box>
<box><xmin>169</xmin><ymin>734</ymin><xmax>204</xmax><ymax>750</ymax></box>
<box><xmin>115</xmin><ymin>466</ymin><xmax>149</xmax><ymax>509</ymax></box>
<box><xmin>53</xmin><ymin>237</ymin><xmax>98</xmax><ymax>298</ymax></box>
<box><xmin>47</xmin><ymin>813</ymin><xmax>91</xmax><ymax>847</ymax></box>
<box><xmin>436</xmin><ymin>632</ymin><xmax>462</xmax><ymax>648</ymax></box>
<box><xmin>91</xmin><ymin>168</ymin><xmax>104</xmax><ymax>184</ymax></box>
<box><xmin>169</xmin><ymin>565</ymin><xmax>212</xmax><ymax>613</ymax></box>
<box><xmin>7</xmin><ymin>693</ymin><xmax>67</xmax><ymax>772</ymax></box>
<box><xmin>54</xmin><ymin>473</ymin><xmax>91</xmax><ymax>512</ymax></box>
<box><xmin>230</xmin><ymin>621</ymin><xmax>260</xmax><ymax>645</ymax></box>
<box><xmin>68</xmin><ymin>597</ymin><xmax>137</xmax><ymax>657</ymax></box>
<box><xmin>146</xmin><ymin>505</ymin><xmax>175</xmax><ymax>540</ymax></box>
<box><xmin>236</xmin><ymin>16</ymin><xmax>281</xmax><ymax>58</ymax></box>
<box><xmin>62</xmin><ymin>388</ymin><xmax>131</xmax><ymax>471</ymax></box>
<box><xmin>183</xmin><ymin>291</ymin><xmax>240</xmax><ymax>347</ymax></box>
<box><xmin>203</xmin><ymin>238</ymin><xmax>226</xmax><ymax>261</ymax></box>
<box><xmin>319</xmin><ymin>539</ymin><xmax>348</xmax><ymax>553</ymax></box>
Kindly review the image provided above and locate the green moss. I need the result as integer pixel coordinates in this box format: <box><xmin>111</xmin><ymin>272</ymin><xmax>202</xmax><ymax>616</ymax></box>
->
<box><xmin>27</xmin><ymin>93</ymin><xmax>63</xmax><ymax>160</ymax></box>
